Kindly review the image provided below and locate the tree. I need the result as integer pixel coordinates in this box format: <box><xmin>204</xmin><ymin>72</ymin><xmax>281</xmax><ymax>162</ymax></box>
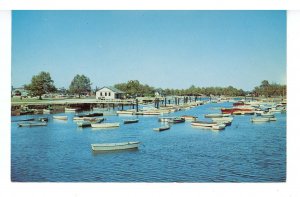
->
<box><xmin>24</xmin><ymin>71</ymin><xmax>56</xmax><ymax>100</ymax></box>
<box><xmin>69</xmin><ymin>74</ymin><xmax>92</xmax><ymax>98</ymax></box>
<box><xmin>24</xmin><ymin>72</ymin><xmax>55</xmax><ymax>99</ymax></box>
<box><xmin>114</xmin><ymin>80</ymin><xmax>155</xmax><ymax>97</ymax></box>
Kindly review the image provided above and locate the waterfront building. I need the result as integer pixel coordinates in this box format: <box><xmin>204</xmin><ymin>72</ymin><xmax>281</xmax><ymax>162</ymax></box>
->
<box><xmin>96</xmin><ymin>86</ymin><xmax>124</xmax><ymax>100</ymax></box>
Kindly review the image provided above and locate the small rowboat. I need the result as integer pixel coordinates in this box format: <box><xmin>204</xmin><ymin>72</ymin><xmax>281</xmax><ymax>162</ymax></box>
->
<box><xmin>77</xmin><ymin>112</ymin><xmax>103</xmax><ymax>117</ymax></box>
<box><xmin>181</xmin><ymin>115</ymin><xmax>197</xmax><ymax>121</ymax></box>
<box><xmin>91</xmin><ymin>141</ymin><xmax>140</xmax><ymax>151</ymax></box>
<box><xmin>168</xmin><ymin>117</ymin><xmax>185</xmax><ymax>124</ymax></box>
<box><xmin>43</xmin><ymin>109</ymin><xmax>53</xmax><ymax>114</ymax></box>
<box><xmin>123</xmin><ymin>119</ymin><xmax>139</xmax><ymax>124</ymax></box>
<box><xmin>191</xmin><ymin>121</ymin><xmax>218</xmax><ymax>127</ymax></box>
<box><xmin>212</xmin><ymin>124</ymin><xmax>226</xmax><ymax>130</ymax></box>
<box><xmin>18</xmin><ymin>122</ymin><xmax>47</xmax><ymax>127</ymax></box>
<box><xmin>38</xmin><ymin>117</ymin><xmax>49</xmax><ymax>122</ymax></box>
<box><xmin>53</xmin><ymin>115</ymin><xmax>68</xmax><ymax>120</ymax></box>
<box><xmin>158</xmin><ymin>117</ymin><xmax>175</xmax><ymax>122</ymax></box>
<box><xmin>65</xmin><ymin>107</ymin><xmax>80</xmax><ymax>112</ymax></box>
<box><xmin>91</xmin><ymin>122</ymin><xmax>120</xmax><ymax>128</ymax></box>
<box><xmin>143</xmin><ymin>111</ymin><xmax>162</xmax><ymax>115</ymax></box>
<box><xmin>73</xmin><ymin>117</ymin><xmax>101</xmax><ymax>121</ymax></box>
<box><xmin>153</xmin><ymin>125</ymin><xmax>170</xmax><ymax>132</ymax></box>
<box><xmin>77</xmin><ymin>118</ymin><xmax>105</xmax><ymax>127</ymax></box>
<box><xmin>77</xmin><ymin>121</ymin><xmax>92</xmax><ymax>127</ymax></box>
<box><xmin>251</xmin><ymin>117</ymin><xmax>270</xmax><ymax>122</ymax></box>
<box><xmin>117</xmin><ymin>110</ymin><xmax>134</xmax><ymax>115</ymax></box>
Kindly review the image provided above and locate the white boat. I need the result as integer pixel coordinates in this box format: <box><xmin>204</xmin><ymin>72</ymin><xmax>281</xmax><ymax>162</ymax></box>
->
<box><xmin>153</xmin><ymin>125</ymin><xmax>171</xmax><ymax>132</ymax></box>
<box><xmin>158</xmin><ymin>117</ymin><xmax>175</xmax><ymax>122</ymax></box>
<box><xmin>143</xmin><ymin>111</ymin><xmax>162</xmax><ymax>115</ymax></box>
<box><xmin>181</xmin><ymin>115</ymin><xmax>197</xmax><ymax>121</ymax></box>
<box><xmin>53</xmin><ymin>115</ymin><xmax>68</xmax><ymax>120</ymax></box>
<box><xmin>18</xmin><ymin>122</ymin><xmax>47</xmax><ymax>127</ymax></box>
<box><xmin>65</xmin><ymin>107</ymin><xmax>80</xmax><ymax>112</ymax></box>
<box><xmin>91</xmin><ymin>141</ymin><xmax>140</xmax><ymax>151</ymax></box>
<box><xmin>251</xmin><ymin>117</ymin><xmax>270</xmax><ymax>122</ymax></box>
<box><xmin>212</xmin><ymin>124</ymin><xmax>226</xmax><ymax>130</ymax></box>
<box><xmin>116</xmin><ymin>110</ymin><xmax>134</xmax><ymax>115</ymax></box>
<box><xmin>191</xmin><ymin>121</ymin><xmax>218</xmax><ymax>127</ymax></box>
<box><xmin>91</xmin><ymin>122</ymin><xmax>120</xmax><ymax>128</ymax></box>
<box><xmin>269</xmin><ymin>117</ymin><xmax>277</xmax><ymax>121</ymax></box>
<box><xmin>43</xmin><ymin>109</ymin><xmax>53</xmax><ymax>114</ymax></box>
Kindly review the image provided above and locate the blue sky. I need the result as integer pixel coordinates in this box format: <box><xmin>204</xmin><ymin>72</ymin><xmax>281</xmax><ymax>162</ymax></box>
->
<box><xmin>12</xmin><ymin>11</ymin><xmax>286</xmax><ymax>91</ymax></box>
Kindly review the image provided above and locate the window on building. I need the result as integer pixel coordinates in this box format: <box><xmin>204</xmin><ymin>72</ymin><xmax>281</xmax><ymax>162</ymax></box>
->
<box><xmin>109</xmin><ymin>92</ymin><xmax>111</xmax><ymax>96</ymax></box>
<box><xmin>105</xmin><ymin>92</ymin><xmax>107</xmax><ymax>96</ymax></box>
<box><xmin>100</xmin><ymin>92</ymin><xmax>102</xmax><ymax>96</ymax></box>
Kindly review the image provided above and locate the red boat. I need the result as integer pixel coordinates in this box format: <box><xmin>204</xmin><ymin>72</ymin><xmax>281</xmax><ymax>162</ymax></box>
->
<box><xmin>233</xmin><ymin>101</ymin><xmax>246</xmax><ymax>106</ymax></box>
<box><xmin>221</xmin><ymin>107</ymin><xmax>254</xmax><ymax>114</ymax></box>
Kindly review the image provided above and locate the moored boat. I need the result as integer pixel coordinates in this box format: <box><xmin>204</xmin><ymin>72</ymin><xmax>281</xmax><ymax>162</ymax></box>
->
<box><xmin>212</xmin><ymin>124</ymin><xmax>226</xmax><ymax>130</ymax></box>
<box><xmin>251</xmin><ymin>117</ymin><xmax>270</xmax><ymax>122</ymax></box>
<box><xmin>143</xmin><ymin>111</ymin><xmax>162</xmax><ymax>115</ymax></box>
<box><xmin>38</xmin><ymin>117</ymin><xmax>49</xmax><ymax>122</ymax></box>
<box><xmin>158</xmin><ymin>117</ymin><xmax>175</xmax><ymax>122</ymax></box>
<box><xmin>153</xmin><ymin>125</ymin><xmax>171</xmax><ymax>132</ymax></box>
<box><xmin>269</xmin><ymin>117</ymin><xmax>277</xmax><ymax>121</ymax></box>
<box><xmin>43</xmin><ymin>108</ymin><xmax>53</xmax><ymax>114</ymax></box>
<box><xmin>168</xmin><ymin>117</ymin><xmax>185</xmax><ymax>124</ymax></box>
<box><xmin>77</xmin><ymin>121</ymin><xmax>92</xmax><ymax>127</ymax></box>
<box><xmin>191</xmin><ymin>121</ymin><xmax>218</xmax><ymax>127</ymax></box>
<box><xmin>77</xmin><ymin>112</ymin><xmax>103</xmax><ymax>117</ymax></box>
<box><xmin>53</xmin><ymin>115</ymin><xmax>68</xmax><ymax>120</ymax></box>
<box><xmin>18</xmin><ymin>122</ymin><xmax>47</xmax><ymax>127</ymax></box>
<box><xmin>65</xmin><ymin>107</ymin><xmax>80</xmax><ymax>112</ymax></box>
<box><xmin>123</xmin><ymin>119</ymin><xmax>139</xmax><ymax>124</ymax></box>
<box><xmin>91</xmin><ymin>141</ymin><xmax>140</xmax><ymax>151</ymax></box>
<box><xmin>116</xmin><ymin>110</ymin><xmax>134</xmax><ymax>115</ymax></box>
<box><xmin>91</xmin><ymin>122</ymin><xmax>120</xmax><ymax>128</ymax></box>
<box><xmin>181</xmin><ymin>115</ymin><xmax>197</xmax><ymax>121</ymax></box>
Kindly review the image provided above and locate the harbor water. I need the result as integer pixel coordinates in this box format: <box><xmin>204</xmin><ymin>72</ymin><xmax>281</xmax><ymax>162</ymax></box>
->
<box><xmin>11</xmin><ymin>102</ymin><xmax>286</xmax><ymax>182</ymax></box>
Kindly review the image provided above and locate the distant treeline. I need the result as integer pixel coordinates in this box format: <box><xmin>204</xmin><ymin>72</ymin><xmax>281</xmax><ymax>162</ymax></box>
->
<box><xmin>114</xmin><ymin>80</ymin><xmax>246</xmax><ymax>97</ymax></box>
<box><xmin>19</xmin><ymin>71</ymin><xmax>286</xmax><ymax>99</ymax></box>
<box><xmin>114</xmin><ymin>80</ymin><xmax>286</xmax><ymax>98</ymax></box>
<box><xmin>252</xmin><ymin>80</ymin><xmax>286</xmax><ymax>97</ymax></box>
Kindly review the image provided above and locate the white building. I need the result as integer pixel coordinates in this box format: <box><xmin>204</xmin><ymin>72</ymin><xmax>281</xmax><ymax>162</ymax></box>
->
<box><xmin>96</xmin><ymin>86</ymin><xmax>124</xmax><ymax>100</ymax></box>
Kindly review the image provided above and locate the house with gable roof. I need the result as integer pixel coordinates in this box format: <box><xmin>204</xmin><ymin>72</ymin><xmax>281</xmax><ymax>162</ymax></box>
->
<box><xmin>96</xmin><ymin>86</ymin><xmax>125</xmax><ymax>99</ymax></box>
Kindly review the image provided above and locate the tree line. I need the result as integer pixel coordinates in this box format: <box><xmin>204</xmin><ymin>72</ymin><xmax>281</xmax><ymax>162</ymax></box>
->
<box><xmin>21</xmin><ymin>71</ymin><xmax>286</xmax><ymax>99</ymax></box>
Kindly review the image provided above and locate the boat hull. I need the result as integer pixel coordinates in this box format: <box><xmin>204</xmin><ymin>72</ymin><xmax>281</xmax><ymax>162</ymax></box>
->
<box><xmin>91</xmin><ymin>123</ymin><xmax>120</xmax><ymax>128</ymax></box>
<box><xmin>123</xmin><ymin>119</ymin><xmax>139</xmax><ymax>124</ymax></box>
<box><xmin>91</xmin><ymin>142</ymin><xmax>140</xmax><ymax>151</ymax></box>
<box><xmin>18</xmin><ymin>122</ymin><xmax>47</xmax><ymax>127</ymax></box>
<box><xmin>153</xmin><ymin>126</ymin><xmax>170</xmax><ymax>131</ymax></box>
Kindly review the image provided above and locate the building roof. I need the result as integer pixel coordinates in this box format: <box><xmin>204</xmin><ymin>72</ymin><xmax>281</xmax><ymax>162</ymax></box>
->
<box><xmin>97</xmin><ymin>86</ymin><xmax>124</xmax><ymax>94</ymax></box>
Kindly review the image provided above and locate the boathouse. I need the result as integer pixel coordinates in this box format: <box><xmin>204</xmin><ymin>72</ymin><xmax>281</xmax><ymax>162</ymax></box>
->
<box><xmin>96</xmin><ymin>86</ymin><xmax>124</xmax><ymax>100</ymax></box>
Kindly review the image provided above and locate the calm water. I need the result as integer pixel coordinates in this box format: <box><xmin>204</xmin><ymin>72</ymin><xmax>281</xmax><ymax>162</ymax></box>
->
<box><xmin>11</xmin><ymin>102</ymin><xmax>286</xmax><ymax>182</ymax></box>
